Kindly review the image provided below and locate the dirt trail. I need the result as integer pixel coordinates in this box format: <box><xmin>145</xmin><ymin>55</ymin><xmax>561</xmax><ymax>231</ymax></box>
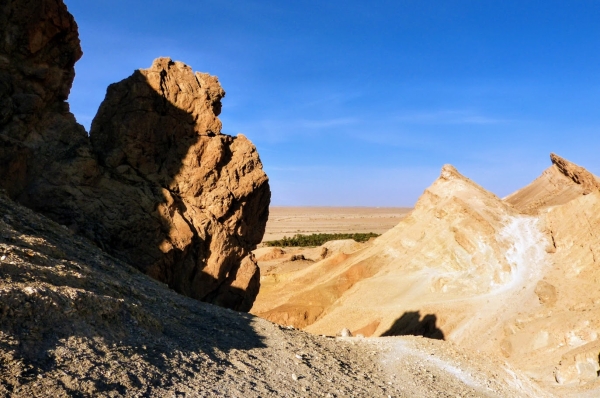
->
<box><xmin>375</xmin><ymin>337</ymin><xmax>552</xmax><ymax>398</ymax></box>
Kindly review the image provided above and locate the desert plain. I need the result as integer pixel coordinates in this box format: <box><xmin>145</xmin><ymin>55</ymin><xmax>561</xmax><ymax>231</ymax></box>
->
<box><xmin>261</xmin><ymin>207</ymin><xmax>411</xmax><ymax>242</ymax></box>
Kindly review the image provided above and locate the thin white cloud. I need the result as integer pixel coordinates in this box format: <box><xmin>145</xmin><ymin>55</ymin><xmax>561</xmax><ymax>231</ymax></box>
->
<box><xmin>300</xmin><ymin>117</ymin><xmax>358</xmax><ymax>128</ymax></box>
<box><xmin>393</xmin><ymin>110</ymin><xmax>509</xmax><ymax>125</ymax></box>
<box><xmin>223</xmin><ymin>116</ymin><xmax>361</xmax><ymax>143</ymax></box>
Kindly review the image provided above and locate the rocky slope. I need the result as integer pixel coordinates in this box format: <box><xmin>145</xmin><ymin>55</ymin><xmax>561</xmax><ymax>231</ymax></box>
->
<box><xmin>0</xmin><ymin>192</ymin><xmax>547</xmax><ymax>397</ymax></box>
<box><xmin>252</xmin><ymin>154</ymin><xmax>600</xmax><ymax>395</ymax></box>
<box><xmin>0</xmin><ymin>0</ymin><xmax>270</xmax><ymax>310</ymax></box>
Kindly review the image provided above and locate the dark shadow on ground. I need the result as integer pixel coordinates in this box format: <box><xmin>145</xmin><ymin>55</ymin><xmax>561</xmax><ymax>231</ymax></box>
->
<box><xmin>0</xmin><ymin>192</ymin><xmax>267</xmax><ymax>395</ymax></box>
<box><xmin>381</xmin><ymin>311</ymin><xmax>445</xmax><ymax>340</ymax></box>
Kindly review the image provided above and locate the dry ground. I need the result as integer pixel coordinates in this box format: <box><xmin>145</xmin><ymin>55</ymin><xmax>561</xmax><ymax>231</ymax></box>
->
<box><xmin>262</xmin><ymin>207</ymin><xmax>411</xmax><ymax>242</ymax></box>
<box><xmin>251</xmin><ymin>158</ymin><xmax>600</xmax><ymax>397</ymax></box>
<box><xmin>0</xmin><ymin>192</ymin><xmax>547</xmax><ymax>397</ymax></box>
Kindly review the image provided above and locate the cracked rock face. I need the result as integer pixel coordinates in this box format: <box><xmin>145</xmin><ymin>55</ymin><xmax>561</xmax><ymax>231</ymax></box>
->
<box><xmin>0</xmin><ymin>0</ymin><xmax>86</xmax><ymax>198</ymax></box>
<box><xmin>0</xmin><ymin>0</ymin><xmax>270</xmax><ymax>311</ymax></box>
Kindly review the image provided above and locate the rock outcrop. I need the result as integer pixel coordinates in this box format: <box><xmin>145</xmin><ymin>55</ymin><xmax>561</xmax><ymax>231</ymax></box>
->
<box><xmin>505</xmin><ymin>153</ymin><xmax>600</xmax><ymax>213</ymax></box>
<box><xmin>550</xmin><ymin>152</ymin><xmax>600</xmax><ymax>194</ymax></box>
<box><xmin>0</xmin><ymin>0</ymin><xmax>270</xmax><ymax>311</ymax></box>
<box><xmin>0</xmin><ymin>0</ymin><xmax>85</xmax><ymax>198</ymax></box>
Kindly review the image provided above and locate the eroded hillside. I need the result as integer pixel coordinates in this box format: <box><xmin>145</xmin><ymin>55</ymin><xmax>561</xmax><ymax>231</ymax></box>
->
<box><xmin>0</xmin><ymin>192</ymin><xmax>547</xmax><ymax>397</ymax></box>
<box><xmin>252</xmin><ymin>154</ymin><xmax>600</xmax><ymax>395</ymax></box>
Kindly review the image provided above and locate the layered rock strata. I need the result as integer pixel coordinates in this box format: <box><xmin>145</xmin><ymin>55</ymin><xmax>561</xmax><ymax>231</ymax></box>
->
<box><xmin>0</xmin><ymin>0</ymin><xmax>270</xmax><ymax>311</ymax></box>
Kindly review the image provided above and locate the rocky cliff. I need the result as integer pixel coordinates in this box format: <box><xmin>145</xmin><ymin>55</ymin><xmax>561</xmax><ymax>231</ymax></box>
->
<box><xmin>0</xmin><ymin>0</ymin><xmax>270</xmax><ymax>311</ymax></box>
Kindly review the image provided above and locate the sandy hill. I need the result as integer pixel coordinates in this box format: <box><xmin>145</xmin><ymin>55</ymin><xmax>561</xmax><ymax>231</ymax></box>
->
<box><xmin>252</xmin><ymin>154</ymin><xmax>600</xmax><ymax>396</ymax></box>
<box><xmin>0</xmin><ymin>192</ymin><xmax>549</xmax><ymax>397</ymax></box>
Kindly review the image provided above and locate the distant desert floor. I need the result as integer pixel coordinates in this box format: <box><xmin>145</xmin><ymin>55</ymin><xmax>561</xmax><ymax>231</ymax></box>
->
<box><xmin>261</xmin><ymin>207</ymin><xmax>412</xmax><ymax>242</ymax></box>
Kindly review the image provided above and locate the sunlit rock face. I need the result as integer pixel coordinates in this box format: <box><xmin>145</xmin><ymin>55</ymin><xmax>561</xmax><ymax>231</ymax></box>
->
<box><xmin>0</xmin><ymin>0</ymin><xmax>270</xmax><ymax>311</ymax></box>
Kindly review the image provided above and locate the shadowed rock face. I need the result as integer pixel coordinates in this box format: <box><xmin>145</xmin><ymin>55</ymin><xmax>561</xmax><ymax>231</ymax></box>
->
<box><xmin>0</xmin><ymin>0</ymin><xmax>270</xmax><ymax>311</ymax></box>
<box><xmin>0</xmin><ymin>0</ymin><xmax>85</xmax><ymax>198</ymax></box>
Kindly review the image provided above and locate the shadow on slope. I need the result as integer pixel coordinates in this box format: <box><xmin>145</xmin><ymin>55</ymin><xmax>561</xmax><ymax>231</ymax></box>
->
<box><xmin>381</xmin><ymin>311</ymin><xmax>445</xmax><ymax>340</ymax></box>
<box><xmin>0</xmin><ymin>192</ymin><xmax>266</xmax><ymax>395</ymax></box>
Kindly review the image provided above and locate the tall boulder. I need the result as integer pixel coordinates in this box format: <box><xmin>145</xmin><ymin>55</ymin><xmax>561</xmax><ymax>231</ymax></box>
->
<box><xmin>0</xmin><ymin>0</ymin><xmax>270</xmax><ymax>311</ymax></box>
<box><xmin>87</xmin><ymin>58</ymin><xmax>270</xmax><ymax>310</ymax></box>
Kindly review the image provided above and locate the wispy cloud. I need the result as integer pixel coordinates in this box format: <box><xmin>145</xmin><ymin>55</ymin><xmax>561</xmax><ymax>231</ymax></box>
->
<box><xmin>300</xmin><ymin>117</ymin><xmax>358</xmax><ymax>128</ymax></box>
<box><xmin>392</xmin><ymin>110</ymin><xmax>510</xmax><ymax>125</ymax></box>
<box><xmin>223</xmin><ymin>116</ymin><xmax>361</xmax><ymax>143</ymax></box>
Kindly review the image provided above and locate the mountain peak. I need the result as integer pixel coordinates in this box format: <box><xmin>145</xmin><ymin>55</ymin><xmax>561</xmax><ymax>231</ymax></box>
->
<box><xmin>440</xmin><ymin>164</ymin><xmax>462</xmax><ymax>180</ymax></box>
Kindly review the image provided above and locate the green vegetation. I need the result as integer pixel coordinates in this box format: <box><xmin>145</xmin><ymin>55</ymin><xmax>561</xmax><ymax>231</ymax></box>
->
<box><xmin>263</xmin><ymin>232</ymin><xmax>380</xmax><ymax>247</ymax></box>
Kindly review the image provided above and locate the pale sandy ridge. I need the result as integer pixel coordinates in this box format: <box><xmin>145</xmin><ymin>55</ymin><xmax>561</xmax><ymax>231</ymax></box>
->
<box><xmin>252</xmin><ymin>155</ymin><xmax>600</xmax><ymax>396</ymax></box>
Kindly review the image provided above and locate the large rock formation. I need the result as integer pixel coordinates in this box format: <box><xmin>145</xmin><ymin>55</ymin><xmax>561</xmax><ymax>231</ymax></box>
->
<box><xmin>0</xmin><ymin>0</ymin><xmax>270</xmax><ymax>311</ymax></box>
<box><xmin>0</xmin><ymin>0</ymin><xmax>85</xmax><ymax>198</ymax></box>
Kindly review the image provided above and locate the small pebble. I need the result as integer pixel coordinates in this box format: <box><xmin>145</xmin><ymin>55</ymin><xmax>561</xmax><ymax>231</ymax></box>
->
<box><xmin>291</xmin><ymin>373</ymin><xmax>298</xmax><ymax>381</ymax></box>
<box><xmin>0</xmin><ymin>255</ymin><xmax>5</xmax><ymax>261</ymax></box>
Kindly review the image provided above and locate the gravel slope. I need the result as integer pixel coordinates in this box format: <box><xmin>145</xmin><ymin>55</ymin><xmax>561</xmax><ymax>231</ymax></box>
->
<box><xmin>0</xmin><ymin>192</ymin><xmax>552</xmax><ymax>397</ymax></box>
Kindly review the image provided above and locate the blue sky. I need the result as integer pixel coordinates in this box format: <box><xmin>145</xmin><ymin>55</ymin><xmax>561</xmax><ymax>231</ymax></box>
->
<box><xmin>66</xmin><ymin>1</ymin><xmax>600</xmax><ymax>206</ymax></box>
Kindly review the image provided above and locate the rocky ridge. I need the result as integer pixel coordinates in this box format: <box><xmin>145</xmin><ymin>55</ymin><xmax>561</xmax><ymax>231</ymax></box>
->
<box><xmin>505</xmin><ymin>153</ymin><xmax>600</xmax><ymax>213</ymax></box>
<box><xmin>0</xmin><ymin>0</ymin><xmax>270</xmax><ymax>310</ymax></box>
